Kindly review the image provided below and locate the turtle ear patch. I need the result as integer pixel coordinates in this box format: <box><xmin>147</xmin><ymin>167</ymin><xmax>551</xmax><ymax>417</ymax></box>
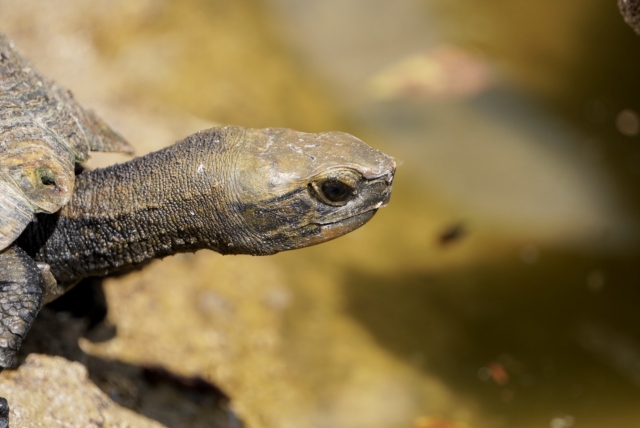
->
<box><xmin>2</xmin><ymin>138</ymin><xmax>75</xmax><ymax>214</ymax></box>
<box><xmin>37</xmin><ymin>166</ymin><xmax>58</xmax><ymax>188</ymax></box>
<box><xmin>0</xmin><ymin>141</ymin><xmax>74</xmax><ymax>250</ymax></box>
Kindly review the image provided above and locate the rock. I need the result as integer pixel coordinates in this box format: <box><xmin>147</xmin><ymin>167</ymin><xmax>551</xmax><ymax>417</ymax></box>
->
<box><xmin>0</xmin><ymin>354</ymin><xmax>162</xmax><ymax>428</ymax></box>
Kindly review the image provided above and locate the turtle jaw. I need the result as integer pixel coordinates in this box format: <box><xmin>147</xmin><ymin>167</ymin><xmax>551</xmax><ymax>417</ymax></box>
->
<box><xmin>280</xmin><ymin>210</ymin><xmax>377</xmax><ymax>252</ymax></box>
<box><xmin>312</xmin><ymin>209</ymin><xmax>378</xmax><ymax>242</ymax></box>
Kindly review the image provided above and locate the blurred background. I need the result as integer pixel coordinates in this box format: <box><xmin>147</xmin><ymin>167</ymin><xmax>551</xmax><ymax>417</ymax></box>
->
<box><xmin>2</xmin><ymin>0</ymin><xmax>640</xmax><ymax>427</ymax></box>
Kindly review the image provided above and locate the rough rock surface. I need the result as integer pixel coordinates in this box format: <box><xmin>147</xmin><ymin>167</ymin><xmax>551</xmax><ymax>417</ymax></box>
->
<box><xmin>1</xmin><ymin>354</ymin><xmax>162</xmax><ymax>428</ymax></box>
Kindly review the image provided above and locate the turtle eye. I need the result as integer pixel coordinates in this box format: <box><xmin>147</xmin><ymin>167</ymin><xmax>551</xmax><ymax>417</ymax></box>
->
<box><xmin>320</xmin><ymin>180</ymin><xmax>353</xmax><ymax>202</ymax></box>
<box><xmin>309</xmin><ymin>169</ymin><xmax>361</xmax><ymax>206</ymax></box>
<box><xmin>315</xmin><ymin>179</ymin><xmax>354</xmax><ymax>204</ymax></box>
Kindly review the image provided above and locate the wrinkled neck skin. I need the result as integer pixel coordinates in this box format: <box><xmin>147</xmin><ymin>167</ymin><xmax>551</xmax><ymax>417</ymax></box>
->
<box><xmin>19</xmin><ymin>128</ymin><xmax>262</xmax><ymax>285</ymax></box>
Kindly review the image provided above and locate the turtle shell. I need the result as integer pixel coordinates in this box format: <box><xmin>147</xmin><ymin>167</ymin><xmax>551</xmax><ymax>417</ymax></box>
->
<box><xmin>0</xmin><ymin>32</ymin><xmax>133</xmax><ymax>250</ymax></box>
<box><xmin>620</xmin><ymin>0</ymin><xmax>640</xmax><ymax>34</ymax></box>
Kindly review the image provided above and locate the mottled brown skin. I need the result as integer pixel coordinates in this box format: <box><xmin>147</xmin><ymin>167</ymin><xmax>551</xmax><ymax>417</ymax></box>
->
<box><xmin>0</xmin><ymin>31</ymin><xmax>395</xmax><ymax>427</ymax></box>
<box><xmin>620</xmin><ymin>0</ymin><xmax>640</xmax><ymax>34</ymax></box>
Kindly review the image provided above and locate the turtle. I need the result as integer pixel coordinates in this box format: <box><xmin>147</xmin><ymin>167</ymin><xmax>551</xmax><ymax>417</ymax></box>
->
<box><xmin>619</xmin><ymin>0</ymin><xmax>640</xmax><ymax>34</ymax></box>
<box><xmin>0</xmin><ymin>31</ymin><xmax>395</xmax><ymax>425</ymax></box>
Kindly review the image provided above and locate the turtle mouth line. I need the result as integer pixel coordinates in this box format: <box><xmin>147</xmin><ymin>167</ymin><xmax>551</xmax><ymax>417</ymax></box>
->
<box><xmin>318</xmin><ymin>209</ymin><xmax>377</xmax><ymax>227</ymax></box>
<box><xmin>293</xmin><ymin>209</ymin><xmax>377</xmax><ymax>235</ymax></box>
<box><xmin>312</xmin><ymin>209</ymin><xmax>378</xmax><ymax>238</ymax></box>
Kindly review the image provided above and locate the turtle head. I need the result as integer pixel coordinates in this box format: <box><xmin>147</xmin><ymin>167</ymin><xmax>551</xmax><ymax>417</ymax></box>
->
<box><xmin>227</xmin><ymin>127</ymin><xmax>395</xmax><ymax>255</ymax></box>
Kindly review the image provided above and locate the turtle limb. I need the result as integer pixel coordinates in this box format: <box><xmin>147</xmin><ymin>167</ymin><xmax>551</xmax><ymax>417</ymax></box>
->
<box><xmin>0</xmin><ymin>245</ymin><xmax>45</xmax><ymax>368</ymax></box>
<box><xmin>0</xmin><ymin>397</ymin><xmax>7</xmax><ymax>428</ymax></box>
<box><xmin>0</xmin><ymin>245</ymin><xmax>43</xmax><ymax>428</ymax></box>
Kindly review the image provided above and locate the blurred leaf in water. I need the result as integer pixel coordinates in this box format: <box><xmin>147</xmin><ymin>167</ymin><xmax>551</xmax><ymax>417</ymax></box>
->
<box><xmin>427</xmin><ymin>0</ymin><xmax>640</xmax><ymax>205</ymax></box>
<box><xmin>368</xmin><ymin>45</ymin><xmax>496</xmax><ymax>101</ymax></box>
<box><xmin>428</xmin><ymin>0</ymin><xmax>601</xmax><ymax>102</ymax></box>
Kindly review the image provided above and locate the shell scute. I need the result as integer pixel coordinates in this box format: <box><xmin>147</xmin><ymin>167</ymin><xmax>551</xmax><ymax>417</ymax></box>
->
<box><xmin>1</xmin><ymin>135</ymin><xmax>75</xmax><ymax>213</ymax></box>
<box><xmin>0</xmin><ymin>31</ymin><xmax>133</xmax><ymax>250</ymax></box>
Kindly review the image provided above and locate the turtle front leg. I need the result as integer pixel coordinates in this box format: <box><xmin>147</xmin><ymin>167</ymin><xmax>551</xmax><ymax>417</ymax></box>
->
<box><xmin>0</xmin><ymin>245</ymin><xmax>45</xmax><ymax>368</ymax></box>
<box><xmin>0</xmin><ymin>245</ymin><xmax>46</xmax><ymax>427</ymax></box>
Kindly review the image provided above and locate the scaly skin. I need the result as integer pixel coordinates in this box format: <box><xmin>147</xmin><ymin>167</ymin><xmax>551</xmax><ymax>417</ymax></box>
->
<box><xmin>18</xmin><ymin>127</ymin><xmax>250</xmax><ymax>286</ymax></box>
<box><xmin>0</xmin><ymin>246</ymin><xmax>44</xmax><ymax>368</ymax></box>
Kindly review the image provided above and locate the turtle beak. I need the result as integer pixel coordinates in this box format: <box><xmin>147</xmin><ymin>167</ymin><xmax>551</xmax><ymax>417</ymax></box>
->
<box><xmin>379</xmin><ymin>159</ymin><xmax>396</xmax><ymax>207</ymax></box>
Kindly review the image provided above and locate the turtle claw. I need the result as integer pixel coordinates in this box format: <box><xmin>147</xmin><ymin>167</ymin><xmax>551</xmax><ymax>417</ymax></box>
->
<box><xmin>0</xmin><ymin>397</ymin><xmax>8</xmax><ymax>428</ymax></box>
